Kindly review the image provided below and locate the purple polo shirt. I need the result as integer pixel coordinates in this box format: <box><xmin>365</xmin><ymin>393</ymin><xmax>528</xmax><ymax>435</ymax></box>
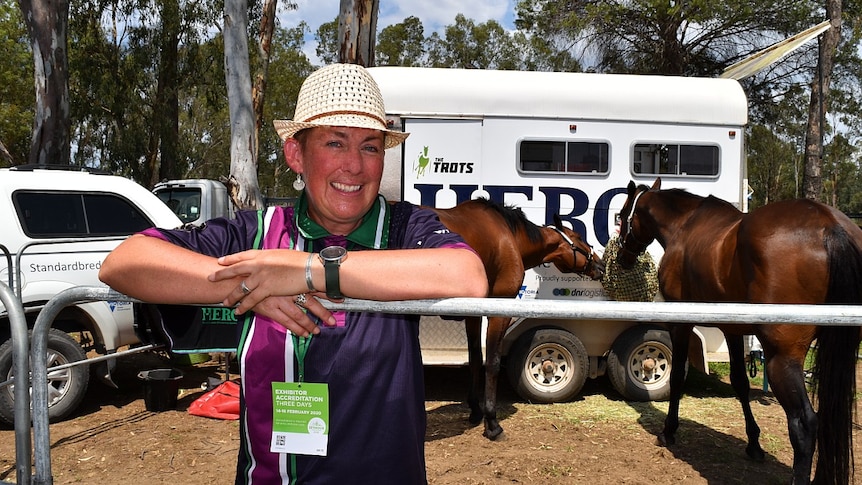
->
<box><xmin>142</xmin><ymin>201</ymin><xmax>471</xmax><ymax>485</ymax></box>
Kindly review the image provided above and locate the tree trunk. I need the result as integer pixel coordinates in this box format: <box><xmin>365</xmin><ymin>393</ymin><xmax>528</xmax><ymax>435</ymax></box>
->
<box><xmin>338</xmin><ymin>0</ymin><xmax>378</xmax><ymax>66</ymax></box>
<box><xmin>224</xmin><ymin>0</ymin><xmax>263</xmax><ymax>209</ymax></box>
<box><xmin>802</xmin><ymin>1</ymin><xmax>841</xmax><ymax>201</ymax></box>
<box><xmin>157</xmin><ymin>0</ymin><xmax>180</xmax><ymax>184</ymax></box>
<box><xmin>251</xmin><ymin>0</ymin><xmax>278</xmax><ymax>159</ymax></box>
<box><xmin>20</xmin><ymin>0</ymin><xmax>71</xmax><ymax>166</ymax></box>
<box><xmin>252</xmin><ymin>0</ymin><xmax>296</xmax><ymax>160</ymax></box>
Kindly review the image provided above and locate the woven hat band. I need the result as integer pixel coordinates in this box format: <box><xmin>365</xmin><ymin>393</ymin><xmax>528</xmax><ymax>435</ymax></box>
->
<box><xmin>303</xmin><ymin>110</ymin><xmax>387</xmax><ymax>127</ymax></box>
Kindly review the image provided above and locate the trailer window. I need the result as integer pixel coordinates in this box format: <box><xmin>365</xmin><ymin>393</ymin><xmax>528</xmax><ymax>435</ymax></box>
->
<box><xmin>14</xmin><ymin>191</ymin><xmax>153</xmax><ymax>237</ymax></box>
<box><xmin>519</xmin><ymin>140</ymin><xmax>609</xmax><ymax>174</ymax></box>
<box><xmin>632</xmin><ymin>143</ymin><xmax>719</xmax><ymax>176</ymax></box>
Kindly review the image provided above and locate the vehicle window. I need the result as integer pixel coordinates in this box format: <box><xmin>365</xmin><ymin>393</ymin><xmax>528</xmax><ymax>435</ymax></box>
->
<box><xmin>519</xmin><ymin>140</ymin><xmax>609</xmax><ymax>174</ymax></box>
<box><xmin>632</xmin><ymin>143</ymin><xmax>719</xmax><ymax>176</ymax></box>
<box><xmin>15</xmin><ymin>191</ymin><xmax>153</xmax><ymax>237</ymax></box>
<box><xmin>155</xmin><ymin>187</ymin><xmax>202</xmax><ymax>224</ymax></box>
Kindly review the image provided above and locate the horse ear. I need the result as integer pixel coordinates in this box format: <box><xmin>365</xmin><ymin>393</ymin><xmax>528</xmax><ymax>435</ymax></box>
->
<box><xmin>553</xmin><ymin>214</ymin><xmax>563</xmax><ymax>228</ymax></box>
<box><xmin>627</xmin><ymin>180</ymin><xmax>636</xmax><ymax>195</ymax></box>
<box><xmin>652</xmin><ymin>178</ymin><xmax>662</xmax><ymax>190</ymax></box>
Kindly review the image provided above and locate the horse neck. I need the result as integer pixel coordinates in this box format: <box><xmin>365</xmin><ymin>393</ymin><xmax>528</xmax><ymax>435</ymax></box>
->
<box><xmin>644</xmin><ymin>191</ymin><xmax>703</xmax><ymax>248</ymax></box>
<box><xmin>513</xmin><ymin>227</ymin><xmax>558</xmax><ymax>269</ymax></box>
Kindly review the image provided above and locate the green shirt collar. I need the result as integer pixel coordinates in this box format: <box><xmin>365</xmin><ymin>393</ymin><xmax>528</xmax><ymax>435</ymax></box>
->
<box><xmin>295</xmin><ymin>192</ymin><xmax>390</xmax><ymax>249</ymax></box>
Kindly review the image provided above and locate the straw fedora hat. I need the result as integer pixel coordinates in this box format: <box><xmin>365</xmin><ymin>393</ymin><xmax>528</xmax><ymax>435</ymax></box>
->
<box><xmin>273</xmin><ymin>63</ymin><xmax>409</xmax><ymax>150</ymax></box>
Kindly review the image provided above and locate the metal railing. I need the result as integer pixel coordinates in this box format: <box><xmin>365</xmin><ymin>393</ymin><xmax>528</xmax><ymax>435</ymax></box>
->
<box><xmin>17</xmin><ymin>285</ymin><xmax>862</xmax><ymax>484</ymax></box>
<box><xmin>0</xmin><ymin>281</ymin><xmax>31</xmax><ymax>485</ymax></box>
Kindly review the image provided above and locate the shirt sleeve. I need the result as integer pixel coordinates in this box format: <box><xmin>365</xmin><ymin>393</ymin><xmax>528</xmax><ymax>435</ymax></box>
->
<box><xmin>138</xmin><ymin>211</ymin><xmax>262</xmax><ymax>257</ymax></box>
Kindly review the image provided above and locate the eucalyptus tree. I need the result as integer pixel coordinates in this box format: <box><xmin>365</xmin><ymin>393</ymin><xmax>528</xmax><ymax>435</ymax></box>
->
<box><xmin>258</xmin><ymin>23</ymin><xmax>315</xmax><ymax>197</ymax></box>
<box><xmin>338</xmin><ymin>0</ymin><xmax>378</xmax><ymax>65</ymax></box>
<box><xmin>19</xmin><ymin>0</ymin><xmax>71</xmax><ymax>165</ymax></box>
<box><xmin>514</xmin><ymin>0</ymin><xmax>818</xmax><ymax>76</ymax></box>
<box><xmin>0</xmin><ymin>0</ymin><xmax>33</xmax><ymax>166</ymax></box>
<box><xmin>802</xmin><ymin>0</ymin><xmax>842</xmax><ymax>202</ymax></box>
<box><xmin>315</xmin><ymin>18</ymin><xmax>339</xmax><ymax>65</ymax></box>
<box><xmin>747</xmin><ymin>124</ymin><xmax>801</xmax><ymax>207</ymax></box>
<box><xmin>68</xmin><ymin>0</ymin><xmax>220</xmax><ymax>184</ymax></box>
<box><xmin>514</xmin><ymin>0</ymin><xmax>862</xmax><ymax>206</ymax></box>
<box><xmin>376</xmin><ymin>15</ymin><xmax>425</xmax><ymax>66</ymax></box>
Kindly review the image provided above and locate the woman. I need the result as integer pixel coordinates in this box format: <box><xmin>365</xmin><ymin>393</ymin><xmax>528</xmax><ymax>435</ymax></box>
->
<box><xmin>100</xmin><ymin>63</ymin><xmax>487</xmax><ymax>485</ymax></box>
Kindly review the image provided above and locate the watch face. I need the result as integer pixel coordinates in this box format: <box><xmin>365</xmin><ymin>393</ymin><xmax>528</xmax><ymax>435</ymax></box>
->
<box><xmin>320</xmin><ymin>245</ymin><xmax>347</xmax><ymax>262</ymax></box>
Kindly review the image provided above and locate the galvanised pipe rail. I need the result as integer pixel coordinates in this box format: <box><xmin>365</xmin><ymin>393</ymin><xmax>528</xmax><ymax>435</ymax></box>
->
<box><xmin>0</xmin><ymin>281</ymin><xmax>31</xmax><ymax>485</ymax></box>
<box><xmin>28</xmin><ymin>285</ymin><xmax>862</xmax><ymax>484</ymax></box>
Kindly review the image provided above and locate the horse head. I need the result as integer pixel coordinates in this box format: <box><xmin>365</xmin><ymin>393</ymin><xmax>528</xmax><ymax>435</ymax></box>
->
<box><xmin>546</xmin><ymin>215</ymin><xmax>605</xmax><ymax>280</ymax></box>
<box><xmin>617</xmin><ymin>178</ymin><xmax>661</xmax><ymax>269</ymax></box>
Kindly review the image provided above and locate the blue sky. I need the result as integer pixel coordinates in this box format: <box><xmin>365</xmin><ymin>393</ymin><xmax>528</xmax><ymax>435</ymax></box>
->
<box><xmin>278</xmin><ymin>0</ymin><xmax>517</xmax><ymax>62</ymax></box>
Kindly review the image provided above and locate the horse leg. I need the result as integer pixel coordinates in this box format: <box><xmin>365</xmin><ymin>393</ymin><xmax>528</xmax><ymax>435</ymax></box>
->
<box><xmin>658</xmin><ymin>324</ymin><xmax>692</xmax><ymax>447</ymax></box>
<box><xmin>725</xmin><ymin>334</ymin><xmax>764</xmax><ymax>461</ymax></box>
<box><xmin>465</xmin><ymin>316</ymin><xmax>484</xmax><ymax>426</ymax></box>
<box><xmin>765</xmin><ymin>352</ymin><xmax>817</xmax><ymax>484</ymax></box>
<box><xmin>481</xmin><ymin>316</ymin><xmax>509</xmax><ymax>440</ymax></box>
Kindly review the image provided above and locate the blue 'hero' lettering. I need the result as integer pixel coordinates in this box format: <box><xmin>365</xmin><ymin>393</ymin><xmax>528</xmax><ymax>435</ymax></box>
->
<box><xmin>413</xmin><ymin>184</ymin><xmax>626</xmax><ymax>247</ymax></box>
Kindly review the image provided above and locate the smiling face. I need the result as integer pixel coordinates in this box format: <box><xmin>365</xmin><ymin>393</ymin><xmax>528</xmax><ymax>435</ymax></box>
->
<box><xmin>284</xmin><ymin>126</ymin><xmax>386</xmax><ymax>235</ymax></box>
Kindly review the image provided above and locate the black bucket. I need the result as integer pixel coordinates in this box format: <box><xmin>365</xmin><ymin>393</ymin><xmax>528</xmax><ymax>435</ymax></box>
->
<box><xmin>138</xmin><ymin>368</ymin><xmax>183</xmax><ymax>412</ymax></box>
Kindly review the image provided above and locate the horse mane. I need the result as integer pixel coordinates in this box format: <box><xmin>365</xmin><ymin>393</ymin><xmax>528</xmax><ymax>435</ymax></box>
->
<box><xmin>473</xmin><ymin>197</ymin><xmax>543</xmax><ymax>243</ymax></box>
<box><xmin>650</xmin><ymin>187</ymin><xmax>738</xmax><ymax>213</ymax></box>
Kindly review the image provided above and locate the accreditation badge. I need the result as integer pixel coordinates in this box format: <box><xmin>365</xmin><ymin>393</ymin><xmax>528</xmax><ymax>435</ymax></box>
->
<box><xmin>270</xmin><ymin>382</ymin><xmax>330</xmax><ymax>456</ymax></box>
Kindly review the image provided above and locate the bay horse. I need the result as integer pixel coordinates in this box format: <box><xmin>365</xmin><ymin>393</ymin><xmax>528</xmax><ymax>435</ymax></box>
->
<box><xmin>617</xmin><ymin>178</ymin><xmax>861</xmax><ymax>484</ymax></box>
<box><xmin>430</xmin><ymin>197</ymin><xmax>604</xmax><ymax>440</ymax></box>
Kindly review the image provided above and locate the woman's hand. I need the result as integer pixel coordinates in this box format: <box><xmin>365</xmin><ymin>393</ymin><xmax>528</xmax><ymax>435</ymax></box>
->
<box><xmin>249</xmin><ymin>294</ymin><xmax>336</xmax><ymax>336</ymax></box>
<box><xmin>209</xmin><ymin>249</ymin><xmax>309</xmax><ymax>310</ymax></box>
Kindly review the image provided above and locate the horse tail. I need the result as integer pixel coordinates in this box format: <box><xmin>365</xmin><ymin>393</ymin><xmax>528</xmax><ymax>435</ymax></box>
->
<box><xmin>813</xmin><ymin>223</ymin><xmax>862</xmax><ymax>485</ymax></box>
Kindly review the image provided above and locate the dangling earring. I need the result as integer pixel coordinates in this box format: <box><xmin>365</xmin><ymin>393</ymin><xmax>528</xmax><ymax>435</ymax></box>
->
<box><xmin>293</xmin><ymin>173</ymin><xmax>305</xmax><ymax>191</ymax></box>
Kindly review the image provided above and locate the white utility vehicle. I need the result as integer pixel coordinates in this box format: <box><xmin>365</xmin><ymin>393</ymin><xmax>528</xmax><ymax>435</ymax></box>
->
<box><xmin>0</xmin><ymin>165</ymin><xmax>183</xmax><ymax>423</ymax></box>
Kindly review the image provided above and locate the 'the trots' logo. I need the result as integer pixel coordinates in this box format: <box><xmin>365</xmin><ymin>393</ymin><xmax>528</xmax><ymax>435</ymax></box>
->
<box><xmin>413</xmin><ymin>145</ymin><xmax>475</xmax><ymax>179</ymax></box>
<box><xmin>415</xmin><ymin>146</ymin><xmax>431</xmax><ymax>177</ymax></box>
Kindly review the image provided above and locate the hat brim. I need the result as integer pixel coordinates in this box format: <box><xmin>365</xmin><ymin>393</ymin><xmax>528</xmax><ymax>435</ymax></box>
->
<box><xmin>273</xmin><ymin>120</ymin><xmax>409</xmax><ymax>150</ymax></box>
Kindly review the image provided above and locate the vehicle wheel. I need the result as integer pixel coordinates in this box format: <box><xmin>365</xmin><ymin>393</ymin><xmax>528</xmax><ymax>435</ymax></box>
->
<box><xmin>0</xmin><ymin>328</ymin><xmax>90</xmax><ymax>424</ymax></box>
<box><xmin>506</xmin><ymin>328</ymin><xmax>588</xmax><ymax>403</ymax></box>
<box><xmin>607</xmin><ymin>325</ymin><xmax>674</xmax><ymax>401</ymax></box>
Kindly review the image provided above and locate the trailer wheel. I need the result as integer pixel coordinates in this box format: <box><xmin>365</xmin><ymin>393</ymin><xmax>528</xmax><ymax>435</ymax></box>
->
<box><xmin>0</xmin><ymin>329</ymin><xmax>90</xmax><ymax>424</ymax></box>
<box><xmin>607</xmin><ymin>325</ymin><xmax>674</xmax><ymax>401</ymax></box>
<box><xmin>507</xmin><ymin>328</ymin><xmax>588</xmax><ymax>403</ymax></box>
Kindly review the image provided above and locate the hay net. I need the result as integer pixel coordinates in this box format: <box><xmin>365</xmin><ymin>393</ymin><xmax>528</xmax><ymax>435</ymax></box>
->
<box><xmin>600</xmin><ymin>236</ymin><xmax>659</xmax><ymax>302</ymax></box>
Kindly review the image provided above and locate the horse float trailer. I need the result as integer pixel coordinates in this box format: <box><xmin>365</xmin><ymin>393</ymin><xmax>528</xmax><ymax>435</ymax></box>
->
<box><xmin>367</xmin><ymin>66</ymin><xmax>756</xmax><ymax>402</ymax></box>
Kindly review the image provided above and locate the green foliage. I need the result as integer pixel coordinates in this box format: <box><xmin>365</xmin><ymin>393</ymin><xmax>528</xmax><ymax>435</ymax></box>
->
<box><xmin>376</xmin><ymin>16</ymin><xmax>425</xmax><ymax>67</ymax></box>
<box><xmin>315</xmin><ymin>18</ymin><xmax>338</xmax><ymax>65</ymax></box>
<box><xmin>259</xmin><ymin>23</ymin><xmax>315</xmax><ymax>197</ymax></box>
<box><xmin>5</xmin><ymin>0</ymin><xmax>861</xmax><ymax>204</ymax></box>
<box><xmin>514</xmin><ymin>0</ymin><xmax>817</xmax><ymax>76</ymax></box>
<box><xmin>513</xmin><ymin>0</ymin><xmax>862</xmax><ymax>207</ymax></box>
<box><xmin>747</xmin><ymin>124</ymin><xmax>802</xmax><ymax>207</ymax></box>
<box><xmin>0</xmin><ymin>0</ymin><xmax>34</xmax><ymax>166</ymax></box>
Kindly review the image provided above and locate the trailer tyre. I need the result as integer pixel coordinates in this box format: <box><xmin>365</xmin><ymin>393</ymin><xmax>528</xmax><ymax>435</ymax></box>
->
<box><xmin>607</xmin><ymin>325</ymin><xmax>674</xmax><ymax>401</ymax></box>
<box><xmin>0</xmin><ymin>329</ymin><xmax>90</xmax><ymax>425</ymax></box>
<box><xmin>507</xmin><ymin>328</ymin><xmax>588</xmax><ymax>403</ymax></box>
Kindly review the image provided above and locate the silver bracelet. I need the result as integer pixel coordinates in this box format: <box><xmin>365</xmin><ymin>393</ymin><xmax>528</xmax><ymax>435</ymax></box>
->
<box><xmin>305</xmin><ymin>253</ymin><xmax>316</xmax><ymax>291</ymax></box>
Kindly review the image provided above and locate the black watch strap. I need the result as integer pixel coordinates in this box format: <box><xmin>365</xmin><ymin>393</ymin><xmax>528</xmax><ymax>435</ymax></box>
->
<box><xmin>323</xmin><ymin>260</ymin><xmax>343</xmax><ymax>299</ymax></box>
<box><xmin>319</xmin><ymin>246</ymin><xmax>347</xmax><ymax>299</ymax></box>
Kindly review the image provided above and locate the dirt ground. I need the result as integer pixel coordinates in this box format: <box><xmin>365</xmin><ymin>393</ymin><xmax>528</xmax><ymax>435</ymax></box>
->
<box><xmin>1</xmin><ymin>351</ymin><xmax>860</xmax><ymax>485</ymax></box>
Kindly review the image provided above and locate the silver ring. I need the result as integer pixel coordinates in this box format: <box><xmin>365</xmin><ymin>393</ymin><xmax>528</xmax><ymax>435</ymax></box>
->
<box><xmin>294</xmin><ymin>293</ymin><xmax>308</xmax><ymax>307</ymax></box>
<box><xmin>240</xmin><ymin>280</ymin><xmax>251</xmax><ymax>295</ymax></box>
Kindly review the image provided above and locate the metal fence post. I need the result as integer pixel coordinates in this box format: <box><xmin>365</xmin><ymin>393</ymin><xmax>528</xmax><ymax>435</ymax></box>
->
<box><xmin>0</xmin><ymin>280</ymin><xmax>31</xmax><ymax>485</ymax></box>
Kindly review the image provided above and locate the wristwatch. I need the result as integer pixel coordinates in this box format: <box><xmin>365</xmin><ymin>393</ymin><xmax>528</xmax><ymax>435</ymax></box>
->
<box><xmin>319</xmin><ymin>246</ymin><xmax>348</xmax><ymax>299</ymax></box>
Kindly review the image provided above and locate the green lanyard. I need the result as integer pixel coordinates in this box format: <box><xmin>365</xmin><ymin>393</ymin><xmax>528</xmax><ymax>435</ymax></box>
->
<box><xmin>291</xmin><ymin>334</ymin><xmax>312</xmax><ymax>383</ymax></box>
